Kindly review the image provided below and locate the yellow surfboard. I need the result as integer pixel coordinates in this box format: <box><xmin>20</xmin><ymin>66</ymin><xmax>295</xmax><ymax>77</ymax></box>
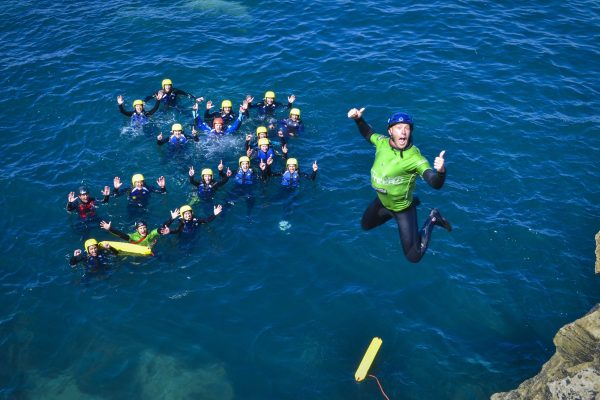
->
<box><xmin>355</xmin><ymin>337</ymin><xmax>383</xmax><ymax>382</ymax></box>
<box><xmin>99</xmin><ymin>241</ymin><xmax>153</xmax><ymax>256</ymax></box>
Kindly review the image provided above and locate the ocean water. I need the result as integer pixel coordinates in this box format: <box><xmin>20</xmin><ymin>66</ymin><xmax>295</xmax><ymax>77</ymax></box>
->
<box><xmin>0</xmin><ymin>1</ymin><xmax>599</xmax><ymax>399</ymax></box>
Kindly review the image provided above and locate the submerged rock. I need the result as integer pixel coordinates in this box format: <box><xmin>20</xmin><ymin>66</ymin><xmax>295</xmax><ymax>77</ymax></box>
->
<box><xmin>491</xmin><ymin>305</ymin><xmax>600</xmax><ymax>400</ymax></box>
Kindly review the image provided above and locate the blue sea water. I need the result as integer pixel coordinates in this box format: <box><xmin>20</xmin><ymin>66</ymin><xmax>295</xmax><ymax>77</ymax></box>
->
<box><xmin>0</xmin><ymin>0</ymin><xmax>599</xmax><ymax>399</ymax></box>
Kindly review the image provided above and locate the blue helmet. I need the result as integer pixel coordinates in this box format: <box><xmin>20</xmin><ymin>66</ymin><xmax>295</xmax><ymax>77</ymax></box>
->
<box><xmin>387</xmin><ymin>112</ymin><xmax>413</xmax><ymax>128</ymax></box>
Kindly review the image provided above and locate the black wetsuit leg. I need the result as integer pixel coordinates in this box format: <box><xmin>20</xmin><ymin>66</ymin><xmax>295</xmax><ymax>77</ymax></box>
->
<box><xmin>393</xmin><ymin>205</ymin><xmax>436</xmax><ymax>263</ymax></box>
<box><xmin>361</xmin><ymin>197</ymin><xmax>393</xmax><ymax>230</ymax></box>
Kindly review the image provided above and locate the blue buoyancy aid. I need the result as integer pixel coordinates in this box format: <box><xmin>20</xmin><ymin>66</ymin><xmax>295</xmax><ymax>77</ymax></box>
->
<box><xmin>235</xmin><ymin>169</ymin><xmax>253</xmax><ymax>185</ymax></box>
<box><xmin>257</xmin><ymin>148</ymin><xmax>275</xmax><ymax>163</ymax></box>
<box><xmin>131</xmin><ymin>112</ymin><xmax>149</xmax><ymax>127</ymax></box>
<box><xmin>161</xmin><ymin>91</ymin><xmax>177</xmax><ymax>106</ymax></box>
<box><xmin>281</xmin><ymin>171</ymin><xmax>300</xmax><ymax>188</ymax></box>
<box><xmin>197</xmin><ymin>183</ymin><xmax>214</xmax><ymax>198</ymax></box>
<box><xmin>169</xmin><ymin>135</ymin><xmax>188</xmax><ymax>145</ymax></box>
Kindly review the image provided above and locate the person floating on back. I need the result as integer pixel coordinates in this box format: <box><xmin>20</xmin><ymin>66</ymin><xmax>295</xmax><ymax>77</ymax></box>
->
<box><xmin>348</xmin><ymin>107</ymin><xmax>452</xmax><ymax>263</ymax></box>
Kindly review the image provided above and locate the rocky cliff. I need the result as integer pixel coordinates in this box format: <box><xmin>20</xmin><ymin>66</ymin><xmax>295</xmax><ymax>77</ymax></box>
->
<box><xmin>491</xmin><ymin>232</ymin><xmax>600</xmax><ymax>400</ymax></box>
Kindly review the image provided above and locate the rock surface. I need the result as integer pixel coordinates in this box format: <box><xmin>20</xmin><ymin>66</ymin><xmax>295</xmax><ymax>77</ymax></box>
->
<box><xmin>491</xmin><ymin>305</ymin><xmax>600</xmax><ymax>400</ymax></box>
<box><xmin>595</xmin><ymin>231</ymin><xmax>599</xmax><ymax>274</ymax></box>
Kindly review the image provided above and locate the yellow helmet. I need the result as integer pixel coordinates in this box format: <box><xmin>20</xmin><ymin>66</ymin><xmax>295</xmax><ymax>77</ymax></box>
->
<box><xmin>264</xmin><ymin>90</ymin><xmax>275</xmax><ymax>99</ymax></box>
<box><xmin>201</xmin><ymin>168</ymin><xmax>213</xmax><ymax>177</ymax></box>
<box><xmin>286</xmin><ymin>158</ymin><xmax>298</xmax><ymax>168</ymax></box>
<box><xmin>84</xmin><ymin>238</ymin><xmax>98</xmax><ymax>251</ymax></box>
<box><xmin>221</xmin><ymin>100</ymin><xmax>232</xmax><ymax>108</ymax></box>
<box><xmin>256</xmin><ymin>126</ymin><xmax>268</xmax><ymax>137</ymax></box>
<box><xmin>179</xmin><ymin>205</ymin><xmax>193</xmax><ymax>218</ymax></box>
<box><xmin>162</xmin><ymin>78</ymin><xmax>172</xmax><ymax>88</ymax></box>
<box><xmin>171</xmin><ymin>123</ymin><xmax>183</xmax><ymax>132</ymax></box>
<box><xmin>131</xmin><ymin>173</ymin><xmax>145</xmax><ymax>184</ymax></box>
<box><xmin>239</xmin><ymin>156</ymin><xmax>250</xmax><ymax>166</ymax></box>
<box><xmin>133</xmin><ymin>99</ymin><xmax>144</xmax><ymax>107</ymax></box>
<box><xmin>290</xmin><ymin>108</ymin><xmax>301</xmax><ymax>117</ymax></box>
<box><xmin>257</xmin><ymin>138</ymin><xmax>270</xmax><ymax>147</ymax></box>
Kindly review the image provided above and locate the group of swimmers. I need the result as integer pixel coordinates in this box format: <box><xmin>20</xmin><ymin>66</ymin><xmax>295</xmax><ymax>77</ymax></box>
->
<box><xmin>69</xmin><ymin>78</ymin><xmax>318</xmax><ymax>273</ymax></box>
<box><xmin>69</xmin><ymin>77</ymin><xmax>453</xmax><ymax>272</ymax></box>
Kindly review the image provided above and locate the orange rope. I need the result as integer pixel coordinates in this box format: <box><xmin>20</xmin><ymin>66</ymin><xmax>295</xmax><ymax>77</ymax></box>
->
<box><xmin>368</xmin><ymin>374</ymin><xmax>391</xmax><ymax>400</ymax></box>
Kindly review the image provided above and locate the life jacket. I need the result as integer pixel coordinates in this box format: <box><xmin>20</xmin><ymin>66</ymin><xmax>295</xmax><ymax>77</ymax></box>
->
<box><xmin>235</xmin><ymin>168</ymin><xmax>253</xmax><ymax>185</ymax></box>
<box><xmin>181</xmin><ymin>219</ymin><xmax>196</xmax><ymax>234</ymax></box>
<box><xmin>86</xmin><ymin>253</ymin><xmax>108</xmax><ymax>272</ymax></box>
<box><xmin>258</xmin><ymin>103</ymin><xmax>278</xmax><ymax>116</ymax></box>
<box><xmin>197</xmin><ymin>182</ymin><xmax>214</xmax><ymax>198</ymax></box>
<box><xmin>169</xmin><ymin>135</ymin><xmax>187</xmax><ymax>144</ymax></box>
<box><xmin>129</xmin><ymin>187</ymin><xmax>151</xmax><ymax>203</ymax></box>
<box><xmin>257</xmin><ymin>148</ymin><xmax>275</xmax><ymax>163</ymax></box>
<box><xmin>77</xmin><ymin>199</ymin><xmax>96</xmax><ymax>218</ymax></box>
<box><xmin>281</xmin><ymin>171</ymin><xmax>300</xmax><ymax>188</ymax></box>
<box><xmin>161</xmin><ymin>91</ymin><xmax>177</xmax><ymax>106</ymax></box>
<box><xmin>131</xmin><ymin>112</ymin><xmax>148</xmax><ymax>127</ymax></box>
<box><xmin>282</xmin><ymin>118</ymin><xmax>302</xmax><ymax>135</ymax></box>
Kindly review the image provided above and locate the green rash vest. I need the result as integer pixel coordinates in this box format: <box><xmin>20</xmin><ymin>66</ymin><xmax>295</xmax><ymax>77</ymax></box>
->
<box><xmin>128</xmin><ymin>229</ymin><xmax>160</xmax><ymax>248</ymax></box>
<box><xmin>369</xmin><ymin>134</ymin><xmax>432</xmax><ymax>212</ymax></box>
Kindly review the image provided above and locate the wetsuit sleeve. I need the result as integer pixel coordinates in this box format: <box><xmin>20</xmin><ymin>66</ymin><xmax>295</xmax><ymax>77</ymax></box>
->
<box><xmin>422</xmin><ymin>169</ymin><xmax>446</xmax><ymax>189</ymax></box>
<box><xmin>118</xmin><ymin>104</ymin><xmax>134</xmax><ymax>117</ymax></box>
<box><xmin>225</xmin><ymin>114</ymin><xmax>244</xmax><ymax>134</ymax></box>
<box><xmin>112</xmin><ymin>187</ymin><xmax>131</xmax><ymax>197</ymax></box>
<box><xmin>184</xmin><ymin>133</ymin><xmax>200</xmax><ymax>142</ymax></box>
<box><xmin>204</xmin><ymin>109</ymin><xmax>219</xmax><ymax>120</ymax></box>
<box><xmin>195</xmin><ymin>116</ymin><xmax>212</xmax><ymax>133</ymax></box>
<box><xmin>354</xmin><ymin>117</ymin><xmax>374</xmax><ymax>142</ymax></box>
<box><xmin>69</xmin><ymin>252</ymin><xmax>86</xmax><ymax>266</ymax></box>
<box><xmin>157</xmin><ymin>136</ymin><xmax>169</xmax><ymax>146</ymax></box>
<box><xmin>174</xmin><ymin>88</ymin><xmax>196</xmax><ymax>99</ymax></box>
<box><xmin>244</xmin><ymin>138</ymin><xmax>251</xmax><ymax>151</ymax></box>
<box><xmin>102</xmin><ymin>193</ymin><xmax>109</xmax><ymax>203</ymax></box>
<box><xmin>189</xmin><ymin>175</ymin><xmax>201</xmax><ymax>187</ymax></box>
<box><xmin>144</xmin><ymin>92</ymin><xmax>158</xmax><ymax>102</ymax></box>
<box><xmin>145</xmin><ymin>99</ymin><xmax>161</xmax><ymax>116</ymax></box>
<box><xmin>107</xmin><ymin>227</ymin><xmax>131</xmax><ymax>241</ymax></box>
<box><xmin>148</xmin><ymin>185</ymin><xmax>167</xmax><ymax>194</ymax></box>
<box><xmin>67</xmin><ymin>199</ymin><xmax>78</xmax><ymax>212</ymax></box>
<box><xmin>195</xmin><ymin>214</ymin><xmax>216</xmax><ymax>224</ymax></box>
<box><xmin>213</xmin><ymin>175</ymin><xmax>229</xmax><ymax>190</ymax></box>
<box><xmin>168</xmin><ymin>221</ymin><xmax>183</xmax><ymax>234</ymax></box>
<box><xmin>101</xmin><ymin>247</ymin><xmax>119</xmax><ymax>256</ymax></box>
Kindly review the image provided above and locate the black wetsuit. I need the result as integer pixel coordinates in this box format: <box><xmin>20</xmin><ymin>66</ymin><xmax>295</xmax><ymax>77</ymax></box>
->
<box><xmin>69</xmin><ymin>247</ymin><xmax>118</xmax><ymax>273</ymax></box>
<box><xmin>245</xmin><ymin>100</ymin><xmax>292</xmax><ymax>117</ymax></box>
<box><xmin>164</xmin><ymin>214</ymin><xmax>217</xmax><ymax>235</ymax></box>
<box><xmin>144</xmin><ymin>88</ymin><xmax>197</xmax><ymax>107</ymax></box>
<box><xmin>118</xmin><ymin>100</ymin><xmax>160</xmax><ymax>118</ymax></box>
<box><xmin>355</xmin><ymin>117</ymin><xmax>449</xmax><ymax>263</ymax></box>
<box><xmin>203</xmin><ymin>109</ymin><xmax>237</xmax><ymax>127</ymax></box>
<box><xmin>189</xmin><ymin>170</ymin><xmax>229</xmax><ymax>200</ymax></box>
<box><xmin>113</xmin><ymin>184</ymin><xmax>166</xmax><ymax>207</ymax></box>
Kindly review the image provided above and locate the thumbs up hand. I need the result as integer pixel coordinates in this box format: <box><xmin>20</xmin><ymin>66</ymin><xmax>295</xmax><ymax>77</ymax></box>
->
<box><xmin>434</xmin><ymin>150</ymin><xmax>446</xmax><ymax>173</ymax></box>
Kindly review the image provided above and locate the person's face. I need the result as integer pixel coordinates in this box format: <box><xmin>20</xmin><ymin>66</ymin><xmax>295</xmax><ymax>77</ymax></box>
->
<box><xmin>214</xmin><ymin>123</ymin><xmax>223</xmax><ymax>132</ymax></box>
<box><xmin>173</xmin><ymin>130</ymin><xmax>182</xmax><ymax>137</ymax></box>
<box><xmin>137</xmin><ymin>225</ymin><xmax>148</xmax><ymax>236</ymax></box>
<box><xmin>164</xmin><ymin>84</ymin><xmax>172</xmax><ymax>92</ymax></box>
<box><xmin>388</xmin><ymin>123</ymin><xmax>412</xmax><ymax>150</ymax></box>
<box><xmin>223</xmin><ymin>107</ymin><xmax>231</xmax><ymax>114</ymax></box>
<box><xmin>240</xmin><ymin>161</ymin><xmax>249</xmax><ymax>171</ymax></box>
<box><xmin>265</xmin><ymin>97</ymin><xmax>274</xmax><ymax>105</ymax></box>
<box><xmin>290</xmin><ymin>114</ymin><xmax>299</xmax><ymax>121</ymax></box>
<box><xmin>258</xmin><ymin>132</ymin><xmax>267</xmax><ymax>139</ymax></box>
<box><xmin>183</xmin><ymin>211</ymin><xmax>192</xmax><ymax>221</ymax></box>
<box><xmin>260</xmin><ymin>144</ymin><xmax>268</xmax><ymax>152</ymax></box>
<box><xmin>287</xmin><ymin>164</ymin><xmax>296</xmax><ymax>173</ymax></box>
<box><xmin>134</xmin><ymin>180</ymin><xmax>144</xmax><ymax>189</ymax></box>
<box><xmin>87</xmin><ymin>245</ymin><xmax>98</xmax><ymax>256</ymax></box>
<box><xmin>135</xmin><ymin>104</ymin><xmax>143</xmax><ymax>113</ymax></box>
<box><xmin>78</xmin><ymin>192</ymin><xmax>90</xmax><ymax>203</ymax></box>
<box><xmin>203</xmin><ymin>174</ymin><xmax>212</xmax><ymax>184</ymax></box>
